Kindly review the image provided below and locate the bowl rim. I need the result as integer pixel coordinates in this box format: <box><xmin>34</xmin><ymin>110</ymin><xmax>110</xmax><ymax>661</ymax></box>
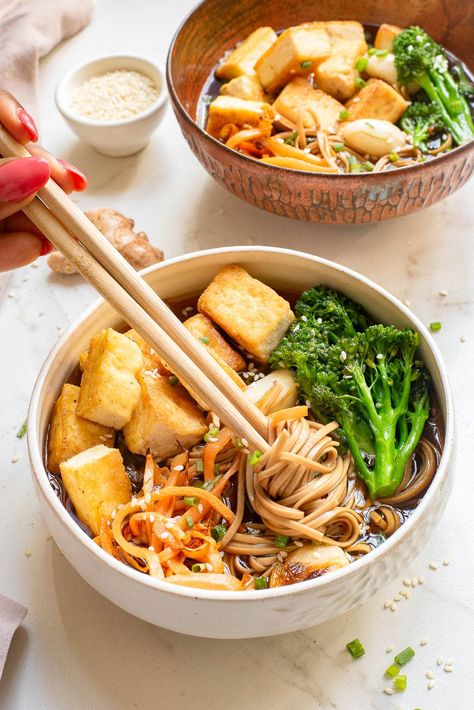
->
<box><xmin>166</xmin><ymin>0</ymin><xmax>474</xmax><ymax>180</ymax></box>
<box><xmin>56</xmin><ymin>53</ymin><xmax>168</xmax><ymax>128</ymax></box>
<box><xmin>28</xmin><ymin>246</ymin><xmax>454</xmax><ymax>602</ymax></box>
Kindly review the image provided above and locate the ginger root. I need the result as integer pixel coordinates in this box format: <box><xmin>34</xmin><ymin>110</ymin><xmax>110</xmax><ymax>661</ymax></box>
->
<box><xmin>47</xmin><ymin>208</ymin><xmax>164</xmax><ymax>275</ymax></box>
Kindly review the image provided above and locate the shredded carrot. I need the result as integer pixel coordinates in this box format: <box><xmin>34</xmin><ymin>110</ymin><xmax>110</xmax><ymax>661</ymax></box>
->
<box><xmin>165</xmin><ymin>573</ymin><xmax>242</xmax><ymax>591</ymax></box>
<box><xmin>203</xmin><ymin>429</ymin><xmax>232</xmax><ymax>481</ymax></box>
<box><xmin>269</xmin><ymin>405</ymin><xmax>309</xmax><ymax>426</ymax></box>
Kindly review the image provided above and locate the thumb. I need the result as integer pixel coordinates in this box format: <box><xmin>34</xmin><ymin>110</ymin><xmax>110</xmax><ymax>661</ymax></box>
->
<box><xmin>0</xmin><ymin>157</ymin><xmax>50</xmax><ymax>218</ymax></box>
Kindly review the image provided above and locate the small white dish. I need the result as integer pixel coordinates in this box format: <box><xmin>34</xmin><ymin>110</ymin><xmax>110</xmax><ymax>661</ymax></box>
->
<box><xmin>55</xmin><ymin>54</ymin><xmax>168</xmax><ymax>157</ymax></box>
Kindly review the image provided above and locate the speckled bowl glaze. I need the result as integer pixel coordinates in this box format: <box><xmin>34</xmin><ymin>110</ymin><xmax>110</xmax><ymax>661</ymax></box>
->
<box><xmin>167</xmin><ymin>0</ymin><xmax>474</xmax><ymax>223</ymax></box>
<box><xmin>28</xmin><ymin>248</ymin><xmax>454</xmax><ymax>638</ymax></box>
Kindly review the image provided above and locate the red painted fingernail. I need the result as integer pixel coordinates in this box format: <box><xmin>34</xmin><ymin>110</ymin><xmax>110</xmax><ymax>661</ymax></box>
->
<box><xmin>39</xmin><ymin>237</ymin><xmax>55</xmax><ymax>256</ymax></box>
<box><xmin>0</xmin><ymin>157</ymin><xmax>50</xmax><ymax>202</ymax></box>
<box><xmin>18</xmin><ymin>108</ymin><xmax>39</xmax><ymax>142</ymax></box>
<box><xmin>57</xmin><ymin>159</ymin><xmax>88</xmax><ymax>191</ymax></box>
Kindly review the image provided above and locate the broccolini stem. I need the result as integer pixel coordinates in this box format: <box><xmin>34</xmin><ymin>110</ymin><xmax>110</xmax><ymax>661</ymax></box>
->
<box><xmin>417</xmin><ymin>74</ymin><xmax>465</xmax><ymax>145</ymax></box>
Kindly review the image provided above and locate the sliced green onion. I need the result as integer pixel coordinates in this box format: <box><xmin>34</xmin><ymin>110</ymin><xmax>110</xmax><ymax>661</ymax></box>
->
<box><xmin>191</xmin><ymin>563</ymin><xmax>206</xmax><ymax>573</ymax></box>
<box><xmin>204</xmin><ymin>427</ymin><xmax>220</xmax><ymax>442</ymax></box>
<box><xmin>274</xmin><ymin>535</ymin><xmax>289</xmax><ymax>548</ymax></box>
<box><xmin>332</xmin><ymin>142</ymin><xmax>345</xmax><ymax>152</ymax></box>
<box><xmin>385</xmin><ymin>664</ymin><xmax>400</xmax><ymax>678</ymax></box>
<box><xmin>355</xmin><ymin>76</ymin><xmax>366</xmax><ymax>89</ymax></box>
<box><xmin>339</xmin><ymin>109</ymin><xmax>350</xmax><ymax>120</ymax></box>
<box><xmin>394</xmin><ymin>647</ymin><xmax>415</xmax><ymax>666</ymax></box>
<box><xmin>430</xmin><ymin>321</ymin><xmax>442</xmax><ymax>332</ymax></box>
<box><xmin>249</xmin><ymin>449</ymin><xmax>263</xmax><ymax>466</ymax></box>
<box><xmin>350</xmin><ymin>162</ymin><xmax>362</xmax><ymax>173</ymax></box>
<box><xmin>199</xmin><ymin>336</ymin><xmax>210</xmax><ymax>344</ymax></box>
<box><xmin>214</xmin><ymin>463</ymin><xmax>220</xmax><ymax>475</ymax></box>
<box><xmin>375</xmin><ymin>48</ymin><xmax>388</xmax><ymax>57</ymax></box>
<box><xmin>284</xmin><ymin>130</ymin><xmax>298</xmax><ymax>145</ymax></box>
<box><xmin>192</xmin><ymin>480</ymin><xmax>204</xmax><ymax>489</ymax></box>
<box><xmin>195</xmin><ymin>459</ymin><xmax>204</xmax><ymax>473</ymax></box>
<box><xmin>16</xmin><ymin>419</ymin><xmax>27</xmax><ymax>439</ymax></box>
<box><xmin>254</xmin><ymin>576</ymin><xmax>268</xmax><ymax>590</ymax></box>
<box><xmin>355</xmin><ymin>56</ymin><xmax>368</xmax><ymax>72</ymax></box>
<box><xmin>388</xmin><ymin>152</ymin><xmax>399</xmax><ymax>162</ymax></box>
<box><xmin>185</xmin><ymin>515</ymin><xmax>194</xmax><ymax>529</ymax></box>
<box><xmin>300</xmin><ymin>60</ymin><xmax>313</xmax><ymax>69</ymax></box>
<box><xmin>368</xmin><ymin>47</ymin><xmax>377</xmax><ymax>55</ymax></box>
<box><xmin>234</xmin><ymin>437</ymin><xmax>244</xmax><ymax>448</ymax></box>
<box><xmin>345</xmin><ymin>639</ymin><xmax>365</xmax><ymax>658</ymax></box>
<box><xmin>393</xmin><ymin>674</ymin><xmax>407</xmax><ymax>691</ymax></box>
<box><xmin>168</xmin><ymin>375</ymin><xmax>179</xmax><ymax>386</ymax></box>
<box><xmin>211</xmin><ymin>524</ymin><xmax>227</xmax><ymax>542</ymax></box>
<box><xmin>183</xmin><ymin>496</ymin><xmax>198</xmax><ymax>506</ymax></box>
<box><xmin>363</xmin><ymin>161</ymin><xmax>374</xmax><ymax>172</ymax></box>
<box><xmin>203</xmin><ymin>480</ymin><xmax>215</xmax><ymax>492</ymax></box>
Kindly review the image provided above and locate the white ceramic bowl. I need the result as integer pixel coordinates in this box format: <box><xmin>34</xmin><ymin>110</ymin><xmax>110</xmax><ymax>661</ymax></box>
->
<box><xmin>28</xmin><ymin>248</ymin><xmax>455</xmax><ymax>639</ymax></box>
<box><xmin>55</xmin><ymin>54</ymin><xmax>168</xmax><ymax>157</ymax></box>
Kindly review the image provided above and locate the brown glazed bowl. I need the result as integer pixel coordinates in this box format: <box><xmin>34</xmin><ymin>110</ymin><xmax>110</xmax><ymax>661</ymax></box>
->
<box><xmin>167</xmin><ymin>0</ymin><xmax>474</xmax><ymax>224</ymax></box>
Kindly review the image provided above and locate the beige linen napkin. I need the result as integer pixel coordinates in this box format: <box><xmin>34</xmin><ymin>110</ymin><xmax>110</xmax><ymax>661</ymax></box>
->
<box><xmin>0</xmin><ymin>593</ymin><xmax>27</xmax><ymax>680</ymax></box>
<box><xmin>0</xmin><ymin>0</ymin><xmax>93</xmax><ymax>677</ymax></box>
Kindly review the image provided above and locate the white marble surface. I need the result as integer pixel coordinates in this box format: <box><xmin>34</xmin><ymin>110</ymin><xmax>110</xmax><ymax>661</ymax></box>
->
<box><xmin>0</xmin><ymin>1</ymin><xmax>473</xmax><ymax>708</ymax></box>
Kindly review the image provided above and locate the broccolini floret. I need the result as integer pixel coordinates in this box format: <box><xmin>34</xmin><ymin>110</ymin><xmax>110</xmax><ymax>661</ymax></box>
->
<box><xmin>271</xmin><ymin>287</ymin><xmax>430</xmax><ymax>499</ymax></box>
<box><xmin>399</xmin><ymin>102</ymin><xmax>444</xmax><ymax>152</ymax></box>
<box><xmin>393</xmin><ymin>26</ymin><xmax>474</xmax><ymax>146</ymax></box>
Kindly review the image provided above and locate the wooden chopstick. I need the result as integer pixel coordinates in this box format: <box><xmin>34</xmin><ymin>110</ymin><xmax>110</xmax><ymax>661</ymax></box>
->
<box><xmin>0</xmin><ymin>127</ymin><xmax>270</xmax><ymax>452</ymax></box>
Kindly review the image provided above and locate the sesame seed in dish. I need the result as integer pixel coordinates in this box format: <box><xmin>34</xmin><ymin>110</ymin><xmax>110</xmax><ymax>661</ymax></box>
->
<box><xmin>68</xmin><ymin>70</ymin><xmax>160</xmax><ymax>121</ymax></box>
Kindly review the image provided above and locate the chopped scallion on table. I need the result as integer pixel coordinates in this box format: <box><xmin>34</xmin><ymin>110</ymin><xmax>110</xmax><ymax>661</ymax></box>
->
<box><xmin>346</xmin><ymin>639</ymin><xmax>365</xmax><ymax>658</ymax></box>
<box><xmin>385</xmin><ymin>664</ymin><xmax>400</xmax><ymax>678</ymax></box>
<box><xmin>393</xmin><ymin>674</ymin><xmax>407</xmax><ymax>691</ymax></box>
<box><xmin>16</xmin><ymin>419</ymin><xmax>27</xmax><ymax>439</ymax></box>
<box><xmin>394</xmin><ymin>647</ymin><xmax>415</xmax><ymax>665</ymax></box>
<box><xmin>254</xmin><ymin>576</ymin><xmax>268</xmax><ymax>590</ymax></box>
<box><xmin>430</xmin><ymin>321</ymin><xmax>442</xmax><ymax>331</ymax></box>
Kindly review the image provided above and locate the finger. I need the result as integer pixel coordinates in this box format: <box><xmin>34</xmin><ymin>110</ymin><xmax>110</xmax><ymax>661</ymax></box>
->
<box><xmin>0</xmin><ymin>157</ymin><xmax>51</xmax><ymax>220</ymax></box>
<box><xmin>0</xmin><ymin>231</ymin><xmax>51</xmax><ymax>272</ymax></box>
<box><xmin>3</xmin><ymin>211</ymin><xmax>44</xmax><ymax>236</ymax></box>
<box><xmin>28</xmin><ymin>144</ymin><xmax>88</xmax><ymax>193</ymax></box>
<box><xmin>0</xmin><ymin>90</ymin><xmax>38</xmax><ymax>143</ymax></box>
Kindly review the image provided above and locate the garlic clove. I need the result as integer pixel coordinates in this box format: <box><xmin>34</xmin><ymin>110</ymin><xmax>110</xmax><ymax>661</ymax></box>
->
<box><xmin>341</xmin><ymin>118</ymin><xmax>408</xmax><ymax>158</ymax></box>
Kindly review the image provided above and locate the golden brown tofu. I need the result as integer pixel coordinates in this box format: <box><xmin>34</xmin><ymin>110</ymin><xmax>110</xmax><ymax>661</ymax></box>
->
<box><xmin>123</xmin><ymin>372</ymin><xmax>207</xmax><ymax>460</ymax></box>
<box><xmin>374</xmin><ymin>23</ymin><xmax>403</xmax><ymax>51</ymax></box>
<box><xmin>206</xmin><ymin>96</ymin><xmax>274</xmax><ymax>138</ymax></box>
<box><xmin>77</xmin><ymin>328</ymin><xmax>143</xmax><ymax>429</ymax></box>
<box><xmin>220</xmin><ymin>74</ymin><xmax>267</xmax><ymax>102</ymax></box>
<box><xmin>272</xmin><ymin>77</ymin><xmax>344</xmax><ymax>131</ymax></box>
<box><xmin>216</xmin><ymin>27</ymin><xmax>278</xmax><ymax>80</ymax></box>
<box><xmin>345</xmin><ymin>78</ymin><xmax>409</xmax><ymax>124</ymax></box>
<box><xmin>60</xmin><ymin>445</ymin><xmax>131</xmax><ymax>536</ymax></box>
<box><xmin>256</xmin><ymin>23</ymin><xmax>331</xmax><ymax>94</ymax></box>
<box><xmin>183</xmin><ymin>314</ymin><xmax>245</xmax><ymax>371</ymax></box>
<box><xmin>198</xmin><ymin>265</ymin><xmax>295</xmax><ymax>362</ymax></box>
<box><xmin>48</xmin><ymin>384</ymin><xmax>114</xmax><ymax>474</ymax></box>
<box><xmin>124</xmin><ymin>329</ymin><xmax>169</xmax><ymax>373</ymax></box>
<box><xmin>313</xmin><ymin>21</ymin><xmax>367</xmax><ymax>101</ymax></box>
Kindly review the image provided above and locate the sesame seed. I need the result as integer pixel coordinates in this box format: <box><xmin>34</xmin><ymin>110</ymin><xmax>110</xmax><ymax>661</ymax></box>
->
<box><xmin>173</xmin><ymin>464</ymin><xmax>184</xmax><ymax>471</ymax></box>
<box><xmin>444</xmin><ymin>659</ymin><xmax>454</xmax><ymax>666</ymax></box>
<box><xmin>400</xmin><ymin>589</ymin><xmax>410</xmax><ymax>599</ymax></box>
<box><xmin>197</xmin><ymin>504</ymin><xmax>203</xmax><ymax>514</ymax></box>
<box><xmin>403</xmin><ymin>299</ymin><xmax>411</xmax><ymax>307</ymax></box>
<box><xmin>242</xmin><ymin>372</ymin><xmax>250</xmax><ymax>379</ymax></box>
<box><xmin>7</xmin><ymin>292</ymin><xmax>16</xmax><ymax>299</ymax></box>
<box><xmin>383</xmin><ymin>688</ymin><xmax>394</xmax><ymax>695</ymax></box>
<box><xmin>149</xmin><ymin>515</ymin><xmax>155</xmax><ymax>523</ymax></box>
<box><xmin>340</xmin><ymin>351</ymin><xmax>347</xmax><ymax>362</ymax></box>
<box><xmin>418</xmin><ymin>575</ymin><xmax>425</xmax><ymax>584</ymax></box>
<box><xmin>394</xmin><ymin>594</ymin><xmax>402</xmax><ymax>601</ymax></box>
<box><xmin>24</xmin><ymin>549</ymin><xmax>32</xmax><ymax>557</ymax></box>
<box><xmin>460</xmin><ymin>336</ymin><xmax>466</xmax><ymax>343</ymax></box>
<box><xmin>439</xmin><ymin>289</ymin><xmax>448</xmax><ymax>296</ymax></box>
<box><xmin>442</xmin><ymin>559</ymin><xmax>450</xmax><ymax>566</ymax></box>
<box><xmin>437</xmin><ymin>657</ymin><xmax>444</xmax><ymax>666</ymax></box>
<box><xmin>31</xmin><ymin>263</ymin><xmax>39</xmax><ymax>269</ymax></box>
<box><xmin>403</xmin><ymin>578</ymin><xmax>412</xmax><ymax>587</ymax></box>
<box><xmin>411</xmin><ymin>576</ymin><xmax>418</xmax><ymax>586</ymax></box>
<box><xmin>444</xmin><ymin>666</ymin><xmax>454</xmax><ymax>673</ymax></box>
<box><xmin>144</xmin><ymin>493</ymin><xmax>151</xmax><ymax>504</ymax></box>
<box><xmin>386</xmin><ymin>644</ymin><xmax>394</xmax><ymax>653</ymax></box>
<box><xmin>148</xmin><ymin>546</ymin><xmax>155</xmax><ymax>552</ymax></box>
<box><xmin>420</xmin><ymin>638</ymin><xmax>429</xmax><ymax>646</ymax></box>
<box><xmin>294</xmin><ymin>540</ymin><xmax>304</xmax><ymax>547</ymax></box>
<box><xmin>376</xmin><ymin>353</ymin><xmax>384</xmax><ymax>359</ymax></box>
<box><xmin>99</xmin><ymin>435</ymin><xmax>107</xmax><ymax>441</ymax></box>
<box><xmin>384</xmin><ymin>600</ymin><xmax>392</xmax><ymax>609</ymax></box>
<box><xmin>429</xmin><ymin>561</ymin><xmax>438</xmax><ymax>570</ymax></box>
<box><xmin>428</xmin><ymin>681</ymin><xmax>435</xmax><ymax>689</ymax></box>
<box><xmin>390</xmin><ymin>602</ymin><xmax>397</xmax><ymax>611</ymax></box>
<box><xmin>206</xmin><ymin>563</ymin><xmax>213</xmax><ymax>572</ymax></box>
<box><xmin>11</xmin><ymin>455</ymin><xmax>19</xmax><ymax>464</ymax></box>
<box><xmin>426</xmin><ymin>671</ymin><xmax>434</xmax><ymax>679</ymax></box>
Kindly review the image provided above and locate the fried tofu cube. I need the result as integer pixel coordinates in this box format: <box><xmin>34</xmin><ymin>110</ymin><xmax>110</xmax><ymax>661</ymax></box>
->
<box><xmin>77</xmin><ymin>328</ymin><xmax>143</xmax><ymax>429</ymax></box>
<box><xmin>220</xmin><ymin>74</ymin><xmax>267</xmax><ymax>102</ymax></box>
<box><xmin>374</xmin><ymin>23</ymin><xmax>403</xmax><ymax>51</ymax></box>
<box><xmin>197</xmin><ymin>265</ymin><xmax>295</xmax><ymax>362</ymax></box>
<box><xmin>123</xmin><ymin>372</ymin><xmax>207</xmax><ymax>460</ymax></box>
<box><xmin>124</xmin><ymin>329</ymin><xmax>169</xmax><ymax>373</ymax></box>
<box><xmin>206</xmin><ymin>95</ymin><xmax>274</xmax><ymax>138</ymax></box>
<box><xmin>183</xmin><ymin>314</ymin><xmax>245</xmax><ymax>371</ymax></box>
<box><xmin>48</xmin><ymin>384</ymin><xmax>114</xmax><ymax>474</ymax></box>
<box><xmin>313</xmin><ymin>22</ymin><xmax>367</xmax><ymax>101</ymax></box>
<box><xmin>256</xmin><ymin>23</ymin><xmax>331</xmax><ymax>94</ymax></box>
<box><xmin>216</xmin><ymin>27</ymin><xmax>278</xmax><ymax>80</ymax></box>
<box><xmin>345</xmin><ymin>78</ymin><xmax>409</xmax><ymax>123</ymax></box>
<box><xmin>272</xmin><ymin>77</ymin><xmax>344</xmax><ymax>131</ymax></box>
<box><xmin>60</xmin><ymin>445</ymin><xmax>131</xmax><ymax>536</ymax></box>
